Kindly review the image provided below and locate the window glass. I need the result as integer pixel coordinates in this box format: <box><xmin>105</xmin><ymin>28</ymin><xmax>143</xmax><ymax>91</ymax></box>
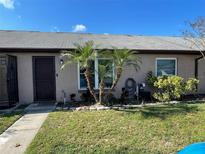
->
<box><xmin>78</xmin><ymin>59</ymin><xmax>114</xmax><ymax>89</ymax></box>
<box><xmin>79</xmin><ymin>60</ymin><xmax>95</xmax><ymax>89</ymax></box>
<box><xmin>98</xmin><ymin>59</ymin><xmax>114</xmax><ymax>88</ymax></box>
<box><xmin>156</xmin><ymin>59</ymin><xmax>176</xmax><ymax>76</ymax></box>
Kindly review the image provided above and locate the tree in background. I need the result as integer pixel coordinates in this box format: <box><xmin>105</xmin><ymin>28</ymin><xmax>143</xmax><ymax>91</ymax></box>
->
<box><xmin>183</xmin><ymin>17</ymin><xmax>205</xmax><ymax>58</ymax></box>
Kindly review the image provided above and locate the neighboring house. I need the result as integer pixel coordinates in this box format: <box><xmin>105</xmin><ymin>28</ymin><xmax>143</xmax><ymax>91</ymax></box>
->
<box><xmin>0</xmin><ymin>30</ymin><xmax>204</xmax><ymax>105</ymax></box>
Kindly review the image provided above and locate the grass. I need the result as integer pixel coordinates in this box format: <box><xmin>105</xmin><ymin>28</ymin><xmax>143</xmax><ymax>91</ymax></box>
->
<box><xmin>0</xmin><ymin>104</ymin><xmax>28</xmax><ymax>134</ymax></box>
<box><xmin>26</xmin><ymin>103</ymin><xmax>205</xmax><ymax>154</ymax></box>
<box><xmin>0</xmin><ymin>111</ymin><xmax>23</xmax><ymax>134</ymax></box>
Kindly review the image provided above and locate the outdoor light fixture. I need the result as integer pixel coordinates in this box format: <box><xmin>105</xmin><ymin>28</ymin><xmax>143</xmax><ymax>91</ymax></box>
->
<box><xmin>60</xmin><ymin>58</ymin><xmax>64</xmax><ymax>65</ymax></box>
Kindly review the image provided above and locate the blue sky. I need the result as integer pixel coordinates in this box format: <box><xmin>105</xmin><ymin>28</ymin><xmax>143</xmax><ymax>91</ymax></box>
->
<box><xmin>0</xmin><ymin>0</ymin><xmax>204</xmax><ymax>36</ymax></box>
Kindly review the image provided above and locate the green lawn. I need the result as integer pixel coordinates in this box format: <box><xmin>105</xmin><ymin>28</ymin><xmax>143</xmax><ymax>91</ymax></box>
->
<box><xmin>0</xmin><ymin>111</ymin><xmax>23</xmax><ymax>134</ymax></box>
<box><xmin>26</xmin><ymin>103</ymin><xmax>205</xmax><ymax>154</ymax></box>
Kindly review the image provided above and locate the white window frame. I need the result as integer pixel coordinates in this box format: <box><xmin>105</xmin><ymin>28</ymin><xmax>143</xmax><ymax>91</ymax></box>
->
<box><xmin>77</xmin><ymin>58</ymin><xmax>114</xmax><ymax>90</ymax></box>
<box><xmin>155</xmin><ymin>58</ymin><xmax>177</xmax><ymax>76</ymax></box>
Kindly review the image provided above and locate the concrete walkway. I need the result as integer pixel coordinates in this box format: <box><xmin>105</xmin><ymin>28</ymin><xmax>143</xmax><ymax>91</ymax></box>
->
<box><xmin>0</xmin><ymin>103</ymin><xmax>55</xmax><ymax>154</ymax></box>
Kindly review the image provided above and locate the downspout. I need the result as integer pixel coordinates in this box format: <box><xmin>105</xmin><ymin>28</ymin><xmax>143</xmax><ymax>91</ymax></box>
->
<box><xmin>195</xmin><ymin>56</ymin><xmax>203</xmax><ymax>91</ymax></box>
<box><xmin>195</xmin><ymin>56</ymin><xmax>203</xmax><ymax>79</ymax></box>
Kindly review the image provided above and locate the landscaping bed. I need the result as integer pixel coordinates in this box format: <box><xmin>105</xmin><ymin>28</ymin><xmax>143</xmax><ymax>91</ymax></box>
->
<box><xmin>26</xmin><ymin>102</ymin><xmax>205</xmax><ymax>154</ymax></box>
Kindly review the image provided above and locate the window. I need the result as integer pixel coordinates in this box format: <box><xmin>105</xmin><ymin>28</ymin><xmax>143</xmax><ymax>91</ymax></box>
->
<box><xmin>79</xmin><ymin>60</ymin><xmax>95</xmax><ymax>89</ymax></box>
<box><xmin>78</xmin><ymin>59</ymin><xmax>114</xmax><ymax>90</ymax></box>
<box><xmin>98</xmin><ymin>59</ymin><xmax>114</xmax><ymax>88</ymax></box>
<box><xmin>156</xmin><ymin>58</ymin><xmax>177</xmax><ymax>76</ymax></box>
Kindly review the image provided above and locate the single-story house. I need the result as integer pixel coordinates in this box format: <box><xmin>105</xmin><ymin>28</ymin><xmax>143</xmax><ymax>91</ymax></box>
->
<box><xmin>0</xmin><ymin>30</ymin><xmax>204</xmax><ymax>106</ymax></box>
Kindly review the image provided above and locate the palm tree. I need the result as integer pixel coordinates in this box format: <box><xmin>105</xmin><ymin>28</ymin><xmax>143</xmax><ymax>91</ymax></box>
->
<box><xmin>61</xmin><ymin>41</ymin><xmax>98</xmax><ymax>103</ymax></box>
<box><xmin>98</xmin><ymin>64</ymin><xmax>106</xmax><ymax>104</ymax></box>
<box><xmin>102</xmin><ymin>48</ymin><xmax>141</xmax><ymax>94</ymax></box>
<box><xmin>97</xmin><ymin>63</ymin><xmax>113</xmax><ymax>104</ymax></box>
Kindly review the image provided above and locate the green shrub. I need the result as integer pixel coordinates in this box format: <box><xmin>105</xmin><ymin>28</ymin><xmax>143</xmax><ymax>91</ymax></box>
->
<box><xmin>153</xmin><ymin>76</ymin><xmax>199</xmax><ymax>102</ymax></box>
<box><xmin>185</xmin><ymin>78</ymin><xmax>199</xmax><ymax>92</ymax></box>
<box><xmin>145</xmin><ymin>71</ymin><xmax>158</xmax><ymax>88</ymax></box>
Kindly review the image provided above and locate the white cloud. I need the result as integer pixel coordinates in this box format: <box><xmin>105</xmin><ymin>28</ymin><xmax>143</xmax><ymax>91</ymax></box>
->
<box><xmin>72</xmin><ymin>24</ymin><xmax>87</xmax><ymax>32</ymax></box>
<box><xmin>50</xmin><ymin>26</ymin><xmax>60</xmax><ymax>32</ymax></box>
<box><xmin>0</xmin><ymin>0</ymin><xmax>14</xmax><ymax>9</ymax></box>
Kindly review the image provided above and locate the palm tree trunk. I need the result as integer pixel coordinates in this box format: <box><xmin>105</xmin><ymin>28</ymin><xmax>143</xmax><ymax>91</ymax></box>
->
<box><xmin>84</xmin><ymin>68</ymin><xmax>99</xmax><ymax>103</ymax></box>
<box><xmin>99</xmin><ymin>79</ymin><xmax>105</xmax><ymax>104</ymax></box>
<box><xmin>109</xmin><ymin>67</ymin><xmax>122</xmax><ymax>94</ymax></box>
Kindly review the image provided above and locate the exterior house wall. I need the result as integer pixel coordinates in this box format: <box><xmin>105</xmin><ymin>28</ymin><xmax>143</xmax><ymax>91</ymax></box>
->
<box><xmin>1</xmin><ymin>52</ymin><xmax>203</xmax><ymax>104</ymax></box>
<box><xmin>198</xmin><ymin>59</ymin><xmax>205</xmax><ymax>93</ymax></box>
<box><xmin>114</xmin><ymin>54</ymin><xmax>198</xmax><ymax>97</ymax></box>
<box><xmin>7</xmin><ymin>52</ymin><xmax>80</xmax><ymax>104</ymax></box>
<box><xmin>16</xmin><ymin>54</ymin><xmax>33</xmax><ymax>104</ymax></box>
<box><xmin>10</xmin><ymin>53</ymin><xmax>79</xmax><ymax>104</ymax></box>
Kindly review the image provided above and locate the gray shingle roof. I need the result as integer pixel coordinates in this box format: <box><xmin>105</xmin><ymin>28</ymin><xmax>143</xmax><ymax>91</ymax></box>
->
<box><xmin>0</xmin><ymin>30</ymin><xmax>201</xmax><ymax>51</ymax></box>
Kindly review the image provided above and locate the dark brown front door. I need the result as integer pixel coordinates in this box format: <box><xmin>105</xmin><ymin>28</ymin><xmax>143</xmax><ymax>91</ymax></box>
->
<box><xmin>7</xmin><ymin>55</ymin><xmax>19</xmax><ymax>104</ymax></box>
<box><xmin>33</xmin><ymin>56</ymin><xmax>56</xmax><ymax>102</ymax></box>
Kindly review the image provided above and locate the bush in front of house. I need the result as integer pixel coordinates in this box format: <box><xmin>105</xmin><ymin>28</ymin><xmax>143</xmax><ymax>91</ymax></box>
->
<box><xmin>145</xmin><ymin>71</ymin><xmax>158</xmax><ymax>88</ymax></box>
<box><xmin>153</xmin><ymin>76</ymin><xmax>199</xmax><ymax>102</ymax></box>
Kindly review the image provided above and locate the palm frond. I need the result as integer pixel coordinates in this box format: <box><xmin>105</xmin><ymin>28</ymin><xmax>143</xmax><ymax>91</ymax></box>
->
<box><xmin>61</xmin><ymin>40</ymin><xmax>98</xmax><ymax>70</ymax></box>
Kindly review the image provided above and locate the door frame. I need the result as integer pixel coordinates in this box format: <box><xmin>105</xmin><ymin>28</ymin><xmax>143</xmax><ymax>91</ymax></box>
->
<box><xmin>32</xmin><ymin>56</ymin><xmax>56</xmax><ymax>102</ymax></box>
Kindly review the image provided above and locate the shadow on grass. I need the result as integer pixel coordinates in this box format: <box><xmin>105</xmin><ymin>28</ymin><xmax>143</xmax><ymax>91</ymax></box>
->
<box><xmin>50</xmin><ymin>142</ymin><xmax>161</xmax><ymax>154</ymax></box>
<box><xmin>0</xmin><ymin>111</ymin><xmax>23</xmax><ymax>118</ymax></box>
<box><xmin>115</xmin><ymin>104</ymin><xmax>200</xmax><ymax>120</ymax></box>
<box><xmin>0</xmin><ymin>111</ymin><xmax>24</xmax><ymax>134</ymax></box>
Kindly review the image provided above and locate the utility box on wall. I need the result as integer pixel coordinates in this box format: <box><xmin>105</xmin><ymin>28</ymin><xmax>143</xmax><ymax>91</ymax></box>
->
<box><xmin>0</xmin><ymin>55</ymin><xmax>19</xmax><ymax>107</ymax></box>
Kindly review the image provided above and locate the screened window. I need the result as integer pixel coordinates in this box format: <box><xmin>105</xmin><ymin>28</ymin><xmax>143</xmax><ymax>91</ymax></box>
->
<box><xmin>79</xmin><ymin>60</ymin><xmax>95</xmax><ymax>89</ymax></box>
<box><xmin>78</xmin><ymin>59</ymin><xmax>114</xmax><ymax>89</ymax></box>
<box><xmin>98</xmin><ymin>59</ymin><xmax>114</xmax><ymax>88</ymax></box>
<box><xmin>156</xmin><ymin>58</ymin><xmax>177</xmax><ymax>76</ymax></box>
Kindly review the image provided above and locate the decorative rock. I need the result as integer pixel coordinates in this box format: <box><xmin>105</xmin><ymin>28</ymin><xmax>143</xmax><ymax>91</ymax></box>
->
<box><xmin>76</xmin><ymin>106</ymin><xmax>90</xmax><ymax>111</ymax></box>
<box><xmin>63</xmin><ymin>107</ymin><xmax>69</xmax><ymax>110</ymax></box>
<box><xmin>96</xmin><ymin>106</ymin><xmax>110</xmax><ymax>110</ymax></box>
<box><xmin>69</xmin><ymin>107</ymin><xmax>76</xmax><ymax>111</ymax></box>
<box><xmin>69</xmin><ymin>105</ymin><xmax>111</xmax><ymax>111</ymax></box>
<box><xmin>56</xmin><ymin>107</ymin><xmax>62</xmax><ymax>110</ymax></box>
<box><xmin>89</xmin><ymin>106</ymin><xmax>97</xmax><ymax>110</ymax></box>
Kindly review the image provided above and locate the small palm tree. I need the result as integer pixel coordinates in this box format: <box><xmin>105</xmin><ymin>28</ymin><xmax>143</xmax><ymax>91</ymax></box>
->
<box><xmin>61</xmin><ymin>41</ymin><xmax>98</xmax><ymax>103</ymax></box>
<box><xmin>97</xmin><ymin>63</ymin><xmax>113</xmax><ymax>104</ymax></box>
<box><xmin>98</xmin><ymin>64</ymin><xmax>106</xmax><ymax>104</ymax></box>
<box><xmin>102</xmin><ymin>48</ymin><xmax>141</xmax><ymax>94</ymax></box>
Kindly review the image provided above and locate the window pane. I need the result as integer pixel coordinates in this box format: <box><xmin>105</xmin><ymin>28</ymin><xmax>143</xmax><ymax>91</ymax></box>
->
<box><xmin>104</xmin><ymin>76</ymin><xmax>113</xmax><ymax>88</ymax></box>
<box><xmin>80</xmin><ymin>60</ymin><xmax>94</xmax><ymax>73</ymax></box>
<box><xmin>157</xmin><ymin>59</ymin><xmax>176</xmax><ymax>76</ymax></box>
<box><xmin>79</xmin><ymin>60</ymin><xmax>95</xmax><ymax>89</ymax></box>
<box><xmin>80</xmin><ymin>74</ymin><xmax>87</xmax><ymax>89</ymax></box>
<box><xmin>98</xmin><ymin>59</ymin><xmax>114</xmax><ymax>88</ymax></box>
<box><xmin>80</xmin><ymin>68</ymin><xmax>86</xmax><ymax>74</ymax></box>
<box><xmin>88</xmin><ymin>60</ymin><xmax>95</xmax><ymax>74</ymax></box>
<box><xmin>80</xmin><ymin>74</ymin><xmax>95</xmax><ymax>89</ymax></box>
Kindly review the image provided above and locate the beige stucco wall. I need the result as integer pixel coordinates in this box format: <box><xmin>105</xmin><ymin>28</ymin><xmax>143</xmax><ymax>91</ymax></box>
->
<box><xmin>198</xmin><ymin>58</ymin><xmax>205</xmax><ymax>93</ymax></box>
<box><xmin>114</xmin><ymin>54</ymin><xmax>199</xmax><ymax>97</ymax></box>
<box><xmin>9</xmin><ymin>53</ymin><xmax>80</xmax><ymax>104</ymax></box>
<box><xmin>1</xmin><ymin>52</ymin><xmax>204</xmax><ymax>103</ymax></box>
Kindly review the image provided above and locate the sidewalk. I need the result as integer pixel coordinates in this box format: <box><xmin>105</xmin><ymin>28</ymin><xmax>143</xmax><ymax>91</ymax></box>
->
<box><xmin>0</xmin><ymin>103</ymin><xmax>55</xmax><ymax>154</ymax></box>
